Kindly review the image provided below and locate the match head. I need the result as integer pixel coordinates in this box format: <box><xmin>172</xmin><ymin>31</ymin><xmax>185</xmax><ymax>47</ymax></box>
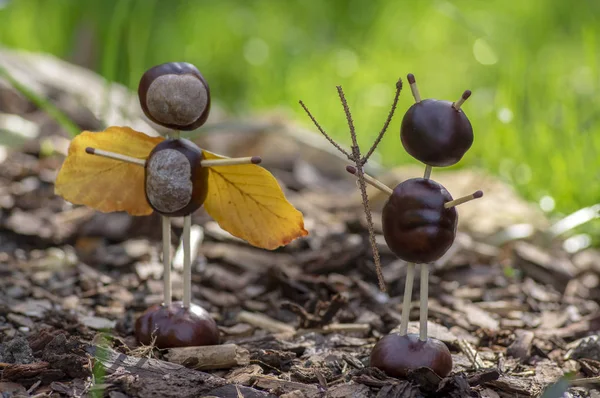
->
<box><xmin>407</xmin><ymin>73</ymin><xmax>416</xmax><ymax>84</ymax></box>
<box><xmin>85</xmin><ymin>147</ymin><xmax>95</xmax><ymax>155</ymax></box>
<box><xmin>138</xmin><ymin>62</ymin><xmax>211</xmax><ymax>132</ymax></box>
<box><xmin>444</xmin><ymin>190</ymin><xmax>484</xmax><ymax>209</ymax></box>
<box><xmin>452</xmin><ymin>89</ymin><xmax>472</xmax><ymax>111</ymax></box>
<box><xmin>251</xmin><ymin>156</ymin><xmax>262</xmax><ymax>165</ymax></box>
<box><xmin>346</xmin><ymin>165</ymin><xmax>358</xmax><ymax>175</ymax></box>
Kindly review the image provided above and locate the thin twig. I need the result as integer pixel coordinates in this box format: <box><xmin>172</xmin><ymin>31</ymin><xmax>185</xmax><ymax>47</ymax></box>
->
<box><xmin>299</xmin><ymin>100</ymin><xmax>353</xmax><ymax>159</ymax></box>
<box><xmin>362</xmin><ymin>78</ymin><xmax>403</xmax><ymax>162</ymax></box>
<box><xmin>336</xmin><ymin>85</ymin><xmax>386</xmax><ymax>291</ymax></box>
<box><xmin>299</xmin><ymin>78</ymin><xmax>403</xmax><ymax>292</ymax></box>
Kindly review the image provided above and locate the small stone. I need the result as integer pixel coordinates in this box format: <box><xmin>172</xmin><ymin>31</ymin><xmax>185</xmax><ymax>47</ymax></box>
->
<box><xmin>124</xmin><ymin>239</ymin><xmax>152</xmax><ymax>258</ymax></box>
<box><xmin>12</xmin><ymin>299</ymin><xmax>52</xmax><ymax>318</ymax></box>
<box><xmin>136</xmin><ymin>260</ymin><xmax>163</xmax><ymax>280</ymax></box>
<box><xmin>0</xmin><ymin>336</ymin><xmax>34</xmax><ymax>364</ymax></box>
<box><xmin>5</xmin><ymin>285</ymin><xmax>26</xmax><ymax>299</ymax></box>
<box><xmin>79</xmin><ymin>315</ymin><xmax>117</xmax><ymax>331</ymax></box>
<box><xmin>7</xmin><ymin>313</ymin><xmax>35</xmax><ymax>329</ymax></box>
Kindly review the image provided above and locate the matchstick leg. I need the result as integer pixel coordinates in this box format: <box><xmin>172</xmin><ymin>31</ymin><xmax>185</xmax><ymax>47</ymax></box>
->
<box><xmin>399</xmin><ymin>263</ymin><xmax>415</xmax><ymax>336</ymax></box>
<box><xmin>182</xmin><ymin>215</ymin><xmax>192</xmax><ymax>308</ymax></box>
<box><xmin>162</xmin><ymin>216</ymin><xmax>172</xmax><ymax>306</ymax></box>
<box><xmin>419</xmin><ymin>263</ymin><xmax>429</xmax><ymax>341</ymax></box>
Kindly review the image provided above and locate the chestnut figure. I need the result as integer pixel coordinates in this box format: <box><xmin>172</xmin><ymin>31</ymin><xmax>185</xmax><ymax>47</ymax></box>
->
<box><xmin>382</xmin><ymin>178</ymin><xmax>457</xmax><ymax>263</ymax></box>
<box><xmin>306</xmin><ymin>75</ymin><xmax>485</xmax><ymax>383</ymax></box>
<box><xmin>77</xmin><ymin>61</ymin><xmax>268</xmax><ymax>350</ymax></box>
<box><xmin>144</xmin><ymin>138</ymin><xmax>209</xmax><ymax>217</ymax></box>
<box><xmin>370</xmin><ymin>333</ymin><xmax>452</xmax><ymax>378</ymax></box>
<box><xmin>400</xmin><ymin>99</ymin><xmax>473</xmax><ymax>167</ymax></box>
<box><xmin>138</xmin><ymin>62</ymin><xmax>211</xmax><ymax>131</ymax></box>
<box><xmin>135</xmin><ymin>301</ymin><xmax>219</xmax><ymax>348</ymax></box>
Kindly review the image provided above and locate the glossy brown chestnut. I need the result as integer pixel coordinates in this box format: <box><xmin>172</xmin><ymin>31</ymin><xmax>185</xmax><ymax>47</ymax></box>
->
<box><xmin>400</xmin><ymin>99</ymin><xmax>473</xmax><ymax>167</ymax></box>
<box><xmin>370</xmin><ymin>333</ymin><xmax>452</xmax><ymax>378</ymax></box>
<box><xmin>138</xmin><ymin>62</ymin><xmax>211</xmax><ymax>131</ymax></box>
<box><xmin>144</xmin><ymin>138</ymin><xmax>209</xmax><ymax>217</ymax></box>
<box><xmin>135</xmin><ymin>301</ymin><xmax>219</xmax><ymax>348</ymax></box>
<box><xmin>382</xmin><ymin>178</ymin><xmax>457</xmax><ymax>263</ymax></box>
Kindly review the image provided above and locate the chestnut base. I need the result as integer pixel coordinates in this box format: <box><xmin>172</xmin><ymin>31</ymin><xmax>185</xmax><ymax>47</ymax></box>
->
<box><xmin>134</xmin><ymin>301</ymin><xmax>219</xmax><ymax>348</ymax></box>
<box><xmin>370</xmin><ymin>333</ymin><xmax>452</xmax><ymax>378</ymax></box>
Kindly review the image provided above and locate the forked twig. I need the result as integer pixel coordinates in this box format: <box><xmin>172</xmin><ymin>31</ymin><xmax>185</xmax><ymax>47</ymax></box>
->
<box><xmin>336</xmin><ymin>86</ymin><xmax>385</xmax><ymax>291</ymax></box>
<box><xmin>362</xmin><ymin>79</ymin><xmax>403</xmax><ymax>162</ymax></box>
<box><xmin>299</xmin><ymin>78</ymin><xmax>403</xmax><ymax>292</ymax></box>
<box><xmin>299</xmin><ymin>101</ymin><xmax>352</xmax><ymax>160</ymax></box>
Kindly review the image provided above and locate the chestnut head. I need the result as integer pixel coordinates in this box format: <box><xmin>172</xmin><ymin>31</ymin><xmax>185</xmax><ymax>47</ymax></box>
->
<box><xmin>370</xmin><ymin>333</ymin><xmax>452</xmax><ymax>378</ymax></box>
<box><xmin>382</xmin><ymin>178</ymin><xmax>457</xmax><ymax>263</ymax></box>
<box><xmin>138</xmin><ymin>62</ymin><xmax>211</xmax><ymax>131</ymax></box>
<box><xmin>144</xmin><ymin>138</ymin><xmax>209</xmax><ymax>217</ymax></box>
<box><xmin>400</xmin><ymin>99</ymin><xmax>473</xmax><ymax>167</ymax></box>
<box><xmin>135</xmin><ymin>302</ymin><xmax>220</xmax><ymax>349</ymax></box>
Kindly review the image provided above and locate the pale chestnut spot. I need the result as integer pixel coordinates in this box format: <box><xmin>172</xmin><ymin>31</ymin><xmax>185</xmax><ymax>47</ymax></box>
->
<box><xmin>146</xmin><ymin>149</ymin><xmax>193</xmax><ymax>213</ymax></box>
<box><xmin>146</xmin><ymin>74</ymin><xmax>208</xmax><ymax>127</ymax></box>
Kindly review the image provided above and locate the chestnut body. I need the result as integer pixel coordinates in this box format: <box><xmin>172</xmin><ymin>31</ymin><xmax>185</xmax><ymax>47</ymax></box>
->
<box><xmin>382</xmin><ymin>178</ymin><xmax>457</xmax><ymax>263</ymax></box>
<box><xmin>135</xmin><ymin>302</ymin><xmax>219</xmax><ymax>348</ymax></box>
<box><xmin>138</xmin><ymin>62</ymin><xmax>211</xmax><ymax>131</ymax></box>
<box><xmin>144</xmin><ymin>138</ymin><xmax>208</xmax><ymax>217</ymax></box>
<box><xmin>370</xmin><ymin>333</ymin><xmax>452</xmax><ymax>378</ymax></box>
<box><xmin>401</xmin><ymin>99</ymin><xmax>473</xmax><ymax>167</ymax></box>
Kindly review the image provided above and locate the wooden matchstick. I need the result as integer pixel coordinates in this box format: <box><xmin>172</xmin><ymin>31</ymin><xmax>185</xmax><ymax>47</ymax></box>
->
<box><xmin>444</xmin><ymin>190</ymin><xmax>483</xmax><ymax>208</ymax></box>
<box><xmin>420</xmin><ymin>263</ymin><xmax>429</xmax><ymax>341</ymax></box>
<box><xmin>452</xmin><ymin>90</ymin><xmax>472</xmax><ymax>111</ymax></box>
<box><xmin>85</xmin><ymin>147</ymin><xmax>146</xmax><ymax>166</ymax></box>
<box><xmin>398</xmin><ymin>263</ymin><xmax>415</xmax><ymax>336</ymax></box>
<box><xmin>407</xmin><ymin>73</ymin><xmax>421</xmax><ymax>103</ymax></box>
<box><xmin>200</xmin><ymin>156</ymin><xmax>262</xmax><ymax>167</ymax></box>
<box><xmin>182</xmin><ymin>215</ymin><xmax>192</xmax><ymax>308</ymax></box>
<box><xmin>423</xmin><ymin>165</ymin><xmax>432</xmax><ymax>180</ymax></box>
<box><xmin>346</xmin><ymin>165</ymin><xmax>394</xmax><ymax>196</ymax></box>
<box><xmin>162</xmin><ymin>216</ymin><xmax>172</xmax><ymax>307</ymax></box>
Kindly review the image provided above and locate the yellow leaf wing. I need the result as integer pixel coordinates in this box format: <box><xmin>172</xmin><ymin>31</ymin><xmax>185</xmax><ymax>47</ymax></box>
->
<box><xmin>202</xmin><ymin>150</ymin><xmax>308</xmax><ymax>250</ymax></box>
<box><xmin>55</xmin><ymin>126</ymin><xmax>164</xmax><ymax>216</ymax></box>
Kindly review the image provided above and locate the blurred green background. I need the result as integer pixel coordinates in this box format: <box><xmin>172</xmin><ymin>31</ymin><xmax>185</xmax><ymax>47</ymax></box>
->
<box><xmin>0</xmin><ymin>0</ymin><xmax>598</xmax><ymax>222</ymax></box>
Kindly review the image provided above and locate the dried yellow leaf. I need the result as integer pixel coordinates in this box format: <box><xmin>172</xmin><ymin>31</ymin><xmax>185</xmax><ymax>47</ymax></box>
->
<box><xmin>55</xmin><ymin>126</ymin><xmax>164</xmax><ymax>215</ymax></box>
<box><xmin>203</xmin><ymin>150</ymin><xmax>308</xmax><ymax>250</ymax></box>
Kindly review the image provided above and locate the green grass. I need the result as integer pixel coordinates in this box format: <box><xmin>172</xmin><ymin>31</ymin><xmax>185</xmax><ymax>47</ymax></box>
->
<box><xmin>0</xmin><ymin>0</ymin><xmax>598</xmax><ymax>221</ymax></box>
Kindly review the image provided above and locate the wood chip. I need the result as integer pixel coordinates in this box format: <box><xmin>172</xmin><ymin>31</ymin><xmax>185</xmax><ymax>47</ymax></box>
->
<box><xmin>166</xmin><ymin>344</ymin><xmax>250</xmax><ymax>370</ymax></box>
<box><xmin>454</xmin><ymin>301</ymin><xmax>500</xmax><ymax>331</ymax></box>
<box><xmin>237</xmin><ymin>311</ymin><xmax>295</xmax><ymax>334</ymax></box>
<box><xmin>506</xmin><ymin>330</ymin><xmax>535</xmax><ymax>361</ymax></box>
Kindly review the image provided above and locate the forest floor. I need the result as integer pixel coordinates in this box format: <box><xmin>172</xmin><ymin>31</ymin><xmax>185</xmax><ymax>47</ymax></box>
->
<box><xmin>0</xmin><ymin>49</ymin><xmax>599</xmax><ymax>398</ymax></box>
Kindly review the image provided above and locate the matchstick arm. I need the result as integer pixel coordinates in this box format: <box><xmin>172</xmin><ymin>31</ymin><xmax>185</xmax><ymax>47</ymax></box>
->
<box><xmin>444</xmin><ymin>190</ymin><xmax>483</xmax><ymax>208</ymax></box>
